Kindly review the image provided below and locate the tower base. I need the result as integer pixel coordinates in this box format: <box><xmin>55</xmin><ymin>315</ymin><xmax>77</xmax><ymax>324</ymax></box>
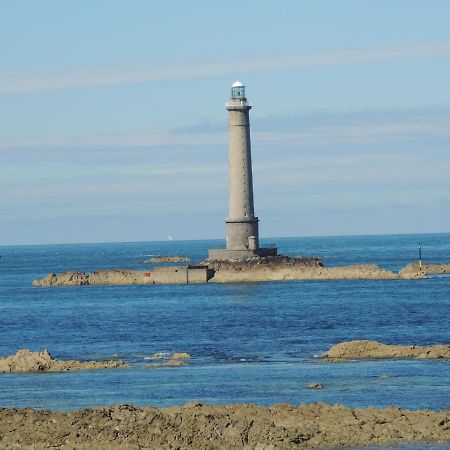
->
<box><xmin>207</xmin><ymin>247</ymin><xmax>278</xmax><ymax>261</ymax></box>
<box><xmin>226</xmin><ymin>217</ymin><xmax>259</xmax><ymax>251</ymax></box>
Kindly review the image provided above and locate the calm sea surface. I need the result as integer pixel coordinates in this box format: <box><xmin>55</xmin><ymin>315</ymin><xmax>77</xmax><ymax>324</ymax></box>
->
<box><xmin>0</xmin><ymin>234</ymin><xmax>449</xmax><ymax>448</ymax></box>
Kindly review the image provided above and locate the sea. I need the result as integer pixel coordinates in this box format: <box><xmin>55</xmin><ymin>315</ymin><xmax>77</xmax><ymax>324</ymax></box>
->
<box><xmin>0</xmin><ymin>233</ymin><xmax>449</xmax><ymax>449</ymax></box>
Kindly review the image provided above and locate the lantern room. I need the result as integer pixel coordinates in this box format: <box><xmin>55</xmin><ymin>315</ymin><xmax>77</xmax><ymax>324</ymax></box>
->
<box><xmin>231</xmin><ymin>80</ymin><xmax>245</xmax><ymax>99</ymax></box>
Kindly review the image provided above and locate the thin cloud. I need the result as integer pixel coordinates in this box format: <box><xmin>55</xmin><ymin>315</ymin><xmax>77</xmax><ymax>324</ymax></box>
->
<box><xmin>177</xmin><ymin>106</ymin><xmax>450</xmax><ymax>134</ymax></box>
<box><xmin>0</xmin><ymin>106</ymin><xmax>449</xmax><ymax>151</ymax></box>
<box><xmin>1</xmin><ymin>41</ymin><xmax>450</xmax><ymax>95</ymax></box>
<box><xmin>0</xmin><ymin>131</ymin><xmax>227</xmax><ymax>150</ymax></box>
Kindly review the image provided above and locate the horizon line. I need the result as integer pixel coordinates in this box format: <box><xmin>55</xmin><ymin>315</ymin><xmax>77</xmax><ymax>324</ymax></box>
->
<box><xmin>1</xmin><ymin>230</ymin><xmax>448</xmax><ymax>248</ymax></box>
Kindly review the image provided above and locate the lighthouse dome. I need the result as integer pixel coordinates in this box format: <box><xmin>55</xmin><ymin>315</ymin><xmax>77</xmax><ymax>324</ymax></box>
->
<box><xmin>231</xmin><ymin>81</ymin><xmax>245</xmax><ymax>99</ymax></box>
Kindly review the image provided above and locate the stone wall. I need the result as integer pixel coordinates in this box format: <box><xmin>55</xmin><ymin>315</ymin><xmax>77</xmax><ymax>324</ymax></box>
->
<box><xmin>151</xmin><ymin>266</ymin><xmax>209</xmax><ymax>284</ymax></box>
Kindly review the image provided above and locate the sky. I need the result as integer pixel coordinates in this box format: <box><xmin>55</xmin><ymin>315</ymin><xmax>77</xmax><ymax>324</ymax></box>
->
<box><xmin>1</xmin><ymin>0</ymin><xmax>449</xmax><ymax>245</ymax></box>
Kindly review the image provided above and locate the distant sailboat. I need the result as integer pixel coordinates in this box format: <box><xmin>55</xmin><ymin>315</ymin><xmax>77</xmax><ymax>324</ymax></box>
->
<box><xmin>168</xmin><ymin>235</ymin><xmax>174</xmax><ymax>241</ymax></box>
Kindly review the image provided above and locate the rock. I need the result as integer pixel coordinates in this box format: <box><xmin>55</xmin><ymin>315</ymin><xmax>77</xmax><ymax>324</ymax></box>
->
<box><xmin>32</xmin><ymin>259</ymin><xmax>450</xmax><ymax>286</ymax></box>
<box><xmin>0</xmin><ymin>402</ymin><xmax>448</xmax><ymax>449</ymax></box>
<box><xmin>150</xmin><ymin>352</ymin><xmax>170</xmax><ymax>359</ymax></box>
<box><xmin>32</xmin><ymin>271</ymin><xmax>89</xmax><ymax>286</ymax></box>
<box><xmin>206</xmin><ymin>255</ymin><xmax>323</xmax><ymax>272</ymax></box>
<box><xmin>308</xmin><ymin>383</ymin><xmax>324</xmax><ymax>389</ymax></box>
<box><xmin>323</xmin><ymin>340</ymin><xmax>450</xmax><ymax>360</ymax></box>
<box><xmin>146</xmin><ymin>352</ymin><xmax>191</xmax><ymax>367</ymax></box>
<box><xmin>165</xmin><ymin>359</ymin><xmax>187</xmax><ymax>367</ymax></box>
<box><xmin>172</xmin><ymin>352</ymin><xmax>191</xmax><ymax>359</ymax></box>
<box><xmin>0</xmin><ymin>349</ymin><xmax>53</xmax><ymax>372</ymax></box>
<box><xmin>426</xmin><ymin>263</ymin><xmax>450</xmax><ymax>274</ymax></box>
<box><xmin>400</xmin><ymin>262</ymin><xmax>450</xmax><ymax>278</ymax></box>
<box><xmin>146</xmin><ymin>359</ymin><xmax>187</xmax><ymax>368</ymax></box>
<box><xmin>0</xmin><ymin>349</ymin><xmax>129</xmax><ymax>373</ymax></box>
<box><xmin>149</xmin><ymin>352</ymin><xmax>191</xmax><ymax>360</ymax></box>
<box><xmin>207</xmin><ymin>257</ymin><xmax>401</xmax><ymax>283</ymax></box>
<box><xmin>33</xmin><ymin>269</ymin><xmax>151</xmax><ymax>286</ymax></box>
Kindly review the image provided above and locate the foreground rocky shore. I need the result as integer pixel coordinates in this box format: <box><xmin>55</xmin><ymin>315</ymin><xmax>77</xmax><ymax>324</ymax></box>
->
<box><xmin>1</xmin><ymin>402</ymin><xmax>449</xmax><ymax>449</ymax></box>
<box><xmin>31</xmin><ymin>257</ymin><xmax>450</xmax><ymax>286</ymax></box>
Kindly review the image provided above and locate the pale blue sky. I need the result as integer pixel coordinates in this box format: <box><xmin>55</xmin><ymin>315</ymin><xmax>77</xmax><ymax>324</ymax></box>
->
<box><xmin>1</xmin><ymin>1</ymin><xmax>449</xmax><ymax>245</ymax></box>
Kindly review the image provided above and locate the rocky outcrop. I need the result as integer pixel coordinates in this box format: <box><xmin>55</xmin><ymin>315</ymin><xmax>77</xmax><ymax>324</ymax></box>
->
<box><xmin>0</xmin><ymin>402</ymin><xmax>448</xmax><ymax>449</ymax></box>
<box><xmin>323</xmin><ymin>340</ymin><xmax>450</xmax><ymax>360</ymax></box>
<box><xmin>206</xmin><ymin>255</ymin><xmax>324</xmax><ymax>268</ymax></box>
<box><xmin>208</xmin><ymin>256</ymin><xmax>399</xmax><ymax>282</ymax></box>
<box><xmin>146</xmin><ymin>359</ymin><xmax>187</xmax><ymax>367</ymax></box>
<box><xmin>32</xmin><ymin>271</ymin><xmax>90</xmax><ymax>286</ymax></box>
<box><xmin>143</xmin><ymin>256</ymin><xmax>190</xmax><ymax>263</ymax></box>
<box><xmin>32</xmin><ymin>259</ymin><xmax>450</xmax><ymax>286</ymax></box>
<box><xmin>146</xmin><ymin>352</ymin><xmax>191</xmax><ymax>367</ymax></box>
<box><xmin>0</xmin><ymin>349</ymin><xmax>129</xmax><ymax>373</ymax></box>
<box><xmin>150</xmin><ymin>352</ymin><xmax>191</xmax><ymax>360</ymax></box>
<box><xmin>172</xmin><ymin>352</ymin><xmax>191</xmax><ymax>359</ymax></box>
<box><xmin>32</xmin><ymin>269</ymin><xmax>150</xmax><ymax>286</ymax></box>
<box><xmin>400</xmin><ymin>262</ymin><xmax>450</xmax><ymax>278</ymax></box>
<box><xmin>308</xmin><ymin>383</ymin><xmax>324</xmax><ymax>389</ymax></box>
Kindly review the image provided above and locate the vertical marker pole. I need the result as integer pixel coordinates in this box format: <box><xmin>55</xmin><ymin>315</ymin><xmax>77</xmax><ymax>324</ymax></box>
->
<box><xmin>418</xmin><ymin>243</ymin><xmax>422</xmax><ymax>270</ymax></box>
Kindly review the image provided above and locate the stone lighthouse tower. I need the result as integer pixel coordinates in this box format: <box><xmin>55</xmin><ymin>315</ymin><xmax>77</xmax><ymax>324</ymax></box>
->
<box><xmin>208</xmin><ymin>81</ymin><xmax>277</xmax><ymax>260</ymax></box>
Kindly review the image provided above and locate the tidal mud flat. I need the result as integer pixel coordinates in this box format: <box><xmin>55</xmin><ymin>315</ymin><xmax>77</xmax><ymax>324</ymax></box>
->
<box><xmin>1</xmin><ymin>402</ymin><xmax>449</xmax><ymax>449</ymax></box>
<box><xmin>31</xmin><ymin>256</ymin><xmax>450</xmax><ymax>286</ymax></box>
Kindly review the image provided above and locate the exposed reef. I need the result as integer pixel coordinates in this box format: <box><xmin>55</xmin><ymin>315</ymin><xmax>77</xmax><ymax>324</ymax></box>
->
<box><xmin>0</xmin><ymin>349</ymin><xmax>128</xmax><ymax>373</ymax></box>
<box><xmin>400</xmin><ymin>262</ymin><xmax>450</xmax><ymax>278</ymax></box>
<box><xmin>323</xmin><ymin>340</ymin><xmax>450</xmax><ymax>360</ymax></box>
<box><xmin>146</xmin><ymin>360</ymin><xmax>188</xmax><ymax>368</ymax></box>
<box><xmin>0</xmin><ymin>402</ymin><xmax>449</xmax><ymax>449</ymax></box>
<box><xmin>32</xmin><ymin>257</ymin><xmax>450</xmax><ymax>286</ymax></box>
<box><xmin>32</xmin><ymin>266</ymin><xmax>209</xmax><ymax>286</ymax></box>
<box><xmin>32</xmin><ymin>269</ymin><xmax>148</xmax><ymax>286</ymax></box>
<box><xmin>150</xmin><ymin>352</ymin><xmax>191</xmax><ymax>360</ymax></box>
<box><xmin>145</xmin><ymin>352</ymin><xmax>191</xmax><ymax>367</ymax></box>
<box><xmin>207</xmin><ymin>256</ymin><xmax>398</xmax><ymax>282</ymax></box>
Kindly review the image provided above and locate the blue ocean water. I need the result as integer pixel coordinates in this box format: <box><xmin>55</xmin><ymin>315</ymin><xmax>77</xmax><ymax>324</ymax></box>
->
<box><xmin>0</xmin><ymin>234</ymin><xmax>449</xmax><ymax>436</ymax></box>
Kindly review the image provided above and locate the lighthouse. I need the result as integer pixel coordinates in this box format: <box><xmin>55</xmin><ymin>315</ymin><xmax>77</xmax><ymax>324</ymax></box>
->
<box><xmin>208</xmin><ymin>82</ymin><xmax>277</xmax><ymax>260</ymax></box>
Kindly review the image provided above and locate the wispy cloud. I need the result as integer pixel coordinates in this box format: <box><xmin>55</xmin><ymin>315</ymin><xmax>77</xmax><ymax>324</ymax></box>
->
<box><xmin>1</xmin><ymin>41</ymin><xmax>450</xmax><ymax>95</ymax></box>
<box><xmin>176</xmin><ymin>105</ymin><xmax>450</xmax><ymax>134</ymax></box>
<box><xmin>1</xmin><ymin>106</ymin><xmax>449</xmax><ymax>151</ymax></box>
<box><xmin>0</xmin><ymin>131</ymin><xmax>227</xmax><ymax>150</ymax></box>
